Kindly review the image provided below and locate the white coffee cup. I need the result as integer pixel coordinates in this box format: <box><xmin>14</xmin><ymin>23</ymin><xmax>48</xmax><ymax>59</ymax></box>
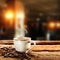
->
<box><xmin>13</xmin><ymin>37</ymin><xmax>31</xmax><ymax>52</ymax></box>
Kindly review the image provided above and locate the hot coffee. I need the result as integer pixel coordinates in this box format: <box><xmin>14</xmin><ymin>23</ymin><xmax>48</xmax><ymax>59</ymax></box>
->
<box><xmin>13</xmin><ymin>37</ymin><xmax>31</xmax><ymax>52</ymax></box>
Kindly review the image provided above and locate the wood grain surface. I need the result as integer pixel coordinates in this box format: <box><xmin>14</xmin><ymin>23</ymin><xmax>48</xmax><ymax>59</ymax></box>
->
<box><xmin>0</xmin><ymin>40</ymin><xmax>60</xmax><ymax>45</ymax></box>
<box><xmin>0</xmin><ymin>40</ymin><xmax>60</xmax><ymax>60</ymax></box>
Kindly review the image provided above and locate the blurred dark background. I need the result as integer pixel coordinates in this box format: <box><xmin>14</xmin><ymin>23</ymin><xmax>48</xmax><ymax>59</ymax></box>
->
<box><xmin>0</xmin><ymin>0</ymin><xmax>60</xmax><ymax>40</ymax></box>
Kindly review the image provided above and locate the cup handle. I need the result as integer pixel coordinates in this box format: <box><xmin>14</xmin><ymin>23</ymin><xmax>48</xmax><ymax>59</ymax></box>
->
<box><xmin>26</xmin><ymin>41</ymin><xmax>36</xmax><ymax>53</ymax></box>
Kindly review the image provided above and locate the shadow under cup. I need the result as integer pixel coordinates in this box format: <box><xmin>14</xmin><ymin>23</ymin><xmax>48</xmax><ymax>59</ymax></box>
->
<box><xmin>13</xmin><ymin>37</ymin><xmax>31</xmax><ymax>52</ymax></box>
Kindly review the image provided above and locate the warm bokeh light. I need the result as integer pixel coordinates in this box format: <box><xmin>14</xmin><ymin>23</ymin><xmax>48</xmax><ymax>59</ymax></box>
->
<box><xmin>4</xmin><ymin>10</ymin><xmax>14</xmax><ymax>20</ymax></box>
<box><xmin>56</xmin><ymin>22</ymin><xmax>60</xmax><ymax>28</ymax></box>
<box><xmin>48</xmin><ymin>22</ymin><xmax>55</xmax><ymax>29</ymax></box>
<box><xmin>16</xmin><ymin>12</ymin><xmax>25</xmax><ymax>19</ymax></box>
<box><xmin>4</xmin><ymin>10</ymin><xmax>14</xmax><ymax>27</ymax></box>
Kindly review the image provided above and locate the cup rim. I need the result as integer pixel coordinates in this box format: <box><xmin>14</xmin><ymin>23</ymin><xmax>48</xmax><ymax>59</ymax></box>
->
<box><xmin>13</xmin><ymin>37</ymin><xmax>31</xmax><ymax>41</ymax></box>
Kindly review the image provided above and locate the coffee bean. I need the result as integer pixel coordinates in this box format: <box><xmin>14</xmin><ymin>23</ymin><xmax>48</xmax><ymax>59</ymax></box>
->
<box><xmin>0</xmin><ymin>47</ymin><xmax>31</xmax><ymax>60</ymax></box>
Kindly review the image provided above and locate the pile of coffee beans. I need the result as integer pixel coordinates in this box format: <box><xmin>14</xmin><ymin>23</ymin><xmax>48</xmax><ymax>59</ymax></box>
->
<box><xmin>0</xmin><ymin>47</ymin><xmax>31</xmax><ymax>60</ymax></box>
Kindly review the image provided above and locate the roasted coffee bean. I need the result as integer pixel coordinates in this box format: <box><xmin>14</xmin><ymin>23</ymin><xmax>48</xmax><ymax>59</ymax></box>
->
<box><xmin>0</xmin><ymin>47</ymin><xmax>31</xmax><ymax>60</ymax></box>
<box><xmin>2</xmin><ymin>47</ymin><xmax>9</xmax><ymax>51</ymax></box>
<box><xmin>8</xmin><ymin>53</ymin><xmax>15</xmax><ymax>58</ymax></box>
<box><xmin>4</xmin><ymin>52</ymin><xmax>10</xmax><ymax>57</ymax></box>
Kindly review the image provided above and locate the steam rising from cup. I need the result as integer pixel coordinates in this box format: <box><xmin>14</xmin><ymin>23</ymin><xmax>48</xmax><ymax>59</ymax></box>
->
<box><xmin>15</xmin><ymin>0</ymin><xmax>25</xmax><ymax>38</ymax></box>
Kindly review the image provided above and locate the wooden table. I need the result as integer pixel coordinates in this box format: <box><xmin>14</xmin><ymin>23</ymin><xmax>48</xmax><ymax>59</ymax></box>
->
<box><xmin>0</xmin><ymin>40</ymin><xmax>60</xmax><ymax>60</ymax></box>
<box><xmin>0</xmin><ymin>40</ymin><xmax>60</xmax><ymax>45</ymax></box>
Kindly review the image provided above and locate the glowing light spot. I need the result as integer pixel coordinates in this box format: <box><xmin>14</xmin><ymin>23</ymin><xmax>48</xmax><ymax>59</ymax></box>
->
<box><xmin>16</xmin><ymin>12</ymin><xmax>25</xmax><ymax>20</ymax></box>
<box><xmin>5</xmin><ymin>10</ymin><xmax>14</xmax><ymax>19</ymax></box>
<box><xmin>56</xmin><ymin>22</ymin><xmax>60</xmax><ymax>28</ymax></box>
<box><xmin>48</xmin><ymin>22</ymin><xmax>55</xmax><ymax>29</ymax></box>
